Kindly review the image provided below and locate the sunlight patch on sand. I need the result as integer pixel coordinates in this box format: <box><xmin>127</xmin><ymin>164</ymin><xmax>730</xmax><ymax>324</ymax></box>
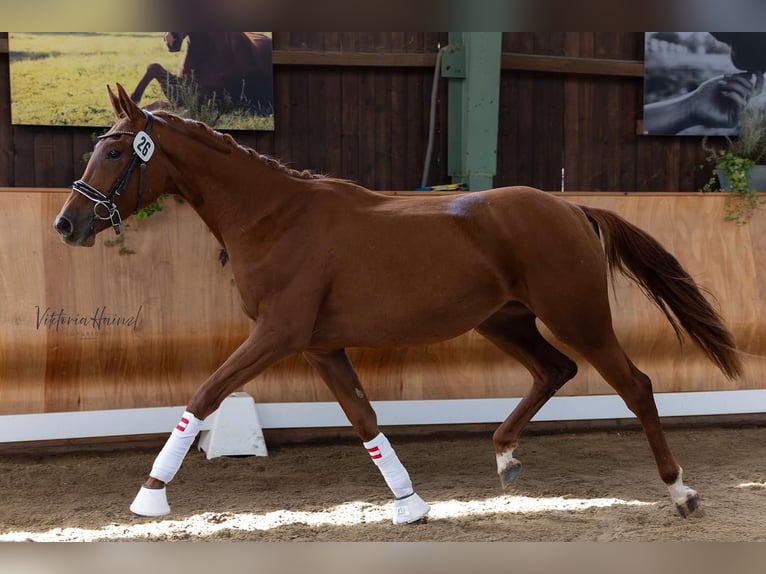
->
<box><xmin>736</xmin><ymin>481</ymin><xmax>766</xmax><ymax>489</ymax></box>
<box><xmin>0</xmin><ymin>495</ymin><xmax>654</xmax><ymax>542</ymax></box>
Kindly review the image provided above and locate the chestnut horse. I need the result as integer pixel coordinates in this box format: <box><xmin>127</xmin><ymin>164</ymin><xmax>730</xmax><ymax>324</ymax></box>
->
<box><xmin>54</xmin><ymin>85</ymin><xmax>741</xmax><ymax>524</ymax></box>
<box><xmin>131</xmin><ymin>32</ymin><xmax>273</xmax><ymax>116</ymax></box>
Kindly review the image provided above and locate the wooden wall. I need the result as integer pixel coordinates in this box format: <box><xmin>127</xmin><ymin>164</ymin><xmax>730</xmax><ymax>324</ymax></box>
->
<box><xmin>0</xmin><ymin>32</ymin><xmax>716</xmax><ymax>193</ymax></box>
<box><xmin>1</xmin><ymin>189</ymin><xmax>764</xmax><ymax>416</ymax></box>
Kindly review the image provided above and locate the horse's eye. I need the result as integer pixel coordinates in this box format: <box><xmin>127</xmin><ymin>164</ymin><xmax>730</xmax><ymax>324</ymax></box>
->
<box><xmin>107</xmin><ymin>149</ymin><xmax>122</xmax><ymax>160</ymax></box>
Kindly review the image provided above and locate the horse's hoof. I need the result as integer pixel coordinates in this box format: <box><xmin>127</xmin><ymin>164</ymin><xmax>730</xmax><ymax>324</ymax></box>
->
<box><xmin>498</xmin><ymin>459</ymin><xmax>522</xmax><ymax>489</ymax></box>
<box><xmin>675</xmin><ymin>493</ymin><xmax>700</xmax><ymax>518</ymax></box>
<box><xmin>130</xmin><ymin>485</ymin><xmax>170</xmax><ymax>517</ymax></box>
<box><xmin>393</xmin><ymin>492</ymin><xmax>430</xmax><ymax>525</ymax></box>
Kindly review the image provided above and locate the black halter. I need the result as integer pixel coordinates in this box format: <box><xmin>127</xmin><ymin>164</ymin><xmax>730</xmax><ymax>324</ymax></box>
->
<box><xmin>72</xmin><ymin>111</ymin><xmax>155</xmax><ymax>235</ymax></box>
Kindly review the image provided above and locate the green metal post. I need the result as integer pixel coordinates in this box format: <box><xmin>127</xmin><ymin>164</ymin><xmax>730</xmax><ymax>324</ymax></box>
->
<box><xmin>442</xmin><ymin>32</ymin><xmax>502</xmax><ymax>191</ymax></box>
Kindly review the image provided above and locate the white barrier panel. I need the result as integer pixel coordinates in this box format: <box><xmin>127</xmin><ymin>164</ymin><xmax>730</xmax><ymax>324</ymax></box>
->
<box><xmin>0</xmin><ymin>390</ymin><xmax>765</xmax><ymax>444</ymax></box>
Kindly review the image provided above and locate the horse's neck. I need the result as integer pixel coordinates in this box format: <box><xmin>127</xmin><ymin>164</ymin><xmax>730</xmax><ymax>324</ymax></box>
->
<box><xmin>167</xmin><ymin>147</ymin><xmax>306</xmax><ymax>247</ymax></box>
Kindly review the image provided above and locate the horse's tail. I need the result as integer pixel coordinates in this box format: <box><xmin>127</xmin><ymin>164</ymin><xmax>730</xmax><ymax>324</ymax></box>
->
<box><xmin>579</xmin><ymin>205</ymin><xmax>743</xmax><ymax>380</ymax></box>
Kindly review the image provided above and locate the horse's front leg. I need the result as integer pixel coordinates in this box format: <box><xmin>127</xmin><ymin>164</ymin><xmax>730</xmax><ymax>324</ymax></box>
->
<box><xmin>303</xmin><ymin>349</ymin><xmax>430</xmax><ymax>525</ymax></box>
<box><xmin>130</xmin><ymin>63</ymin><xmax>180</xmax><ymax>105</ymax></box>
<box><xmin>129</xmin><ymin>327</ymin><xmax>298</xmax><ymax>517</ymax></box>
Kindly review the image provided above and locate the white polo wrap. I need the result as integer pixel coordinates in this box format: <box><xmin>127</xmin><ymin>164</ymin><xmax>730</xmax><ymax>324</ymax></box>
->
<box><xmin>363</xmin><ymin>432</ymin><xmax>414</xmax><ymax>499</ymax></box>
<box><xmin>149</xmin><ymin>411</ymin><xmax>203</xmax><ymax>483</ymax></box>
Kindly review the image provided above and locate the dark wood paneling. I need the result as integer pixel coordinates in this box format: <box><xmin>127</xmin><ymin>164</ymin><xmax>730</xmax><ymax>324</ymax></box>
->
<box><xmin>0</xmin><ymin>33</ymin><xmax>11</xmax><ymax>187</ymax></box>
<box><xmin>531</xmin><ymin>33</ymin><xmax>566</xmax><ymax>191</ymax></box>
<box><xmin>0</xmin><ymin>33</ymin><xmax>720</xmax><ymax>192</ymax></box>
<box><xmin>340</xmin><ymin>33</ymin><xmax>361</xmax><ymax>183</ymax></box>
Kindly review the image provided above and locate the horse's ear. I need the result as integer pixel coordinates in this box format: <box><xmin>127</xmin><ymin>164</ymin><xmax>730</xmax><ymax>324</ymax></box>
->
<box><xmin>114</xmin><ymin>83</ymin><xmax>145</xmax><ymax>123</ymax></box>
<box><xmin>107</xmin><ymin>85</ymin><xmax>124</xmax><ymax>119</ymax></box>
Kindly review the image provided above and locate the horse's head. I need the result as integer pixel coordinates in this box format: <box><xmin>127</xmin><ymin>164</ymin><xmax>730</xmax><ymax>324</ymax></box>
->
<box><xmin>54</xmin><ymin>83</ymin><xmax>174</xmax><ymax>246</ymax></box>
<box><xmin>164</xmin><ymin>32</ymin><xmax>188</xmax><ymax>53</ymax></box>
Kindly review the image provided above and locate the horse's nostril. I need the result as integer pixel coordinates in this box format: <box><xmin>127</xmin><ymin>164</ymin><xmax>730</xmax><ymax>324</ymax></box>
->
<box><xmin>54</xmin><ymin>215</ymin><xmax>73</xmax><ymax>238</ymax></box>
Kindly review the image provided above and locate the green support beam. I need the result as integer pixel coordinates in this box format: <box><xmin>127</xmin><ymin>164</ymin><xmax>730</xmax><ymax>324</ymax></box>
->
<box><xmin>443</xmin><ymin>32</ymin><xmax>502</xmax><ymax>191</ymax></box>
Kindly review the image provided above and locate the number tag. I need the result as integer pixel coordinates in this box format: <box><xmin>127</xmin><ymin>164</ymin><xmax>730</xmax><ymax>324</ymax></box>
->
<box><xmin>133</xmin><ymin>131</ymin><xmax>155</xmax><ymax>162</ymax></box>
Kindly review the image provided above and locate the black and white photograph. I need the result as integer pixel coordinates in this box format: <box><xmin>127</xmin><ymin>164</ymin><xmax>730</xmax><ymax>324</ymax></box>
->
<box><xmin>643</xmin><ymin>32</ymin><xmax>766</xmax><ymax>136</ymax></box>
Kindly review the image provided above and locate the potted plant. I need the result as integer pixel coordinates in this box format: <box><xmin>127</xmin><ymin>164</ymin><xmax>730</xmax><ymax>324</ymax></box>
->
<box><xmin>702</xmin><ymin>104</ymin><xmax>766</xmax><ymax>222</ymax></box>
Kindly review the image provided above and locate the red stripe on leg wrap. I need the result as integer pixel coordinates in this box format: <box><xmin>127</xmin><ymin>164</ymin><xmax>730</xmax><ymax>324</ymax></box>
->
<box><xmin>368</xmin><ymin>446</ymin><xmax>382</xmax><ymax>459</ymax></box>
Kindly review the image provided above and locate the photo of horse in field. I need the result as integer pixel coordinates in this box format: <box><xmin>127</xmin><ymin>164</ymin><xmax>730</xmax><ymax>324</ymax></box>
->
<box><xmin>130</xmin><ymin>32</ymin><xmax>274</xmax><ymax>119</ymax></box>
<box><xmin>8</xmin><ymin>33</ymin><xmax>273</xmax><ymax>130</ymax></box>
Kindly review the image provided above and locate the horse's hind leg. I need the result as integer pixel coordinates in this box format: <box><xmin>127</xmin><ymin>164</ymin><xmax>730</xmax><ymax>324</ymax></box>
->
<box><xmin>303</xmin><ymin>348</ymin><xmax>430</xmax><ymax>525</ymax></box>
<box><xmin>578</xmin><ymin>339</ymin><xmax>699</xmax><ymax>517</ymax></box>
<box><xmin>476</xmin><ymin>305</ymin><xmax>578</xmax><ymax>488</ymax></box>
<box><xmin>539</xmin><ymin>290</ymin><xmax>698</xmax><ymax>516</ymax></box>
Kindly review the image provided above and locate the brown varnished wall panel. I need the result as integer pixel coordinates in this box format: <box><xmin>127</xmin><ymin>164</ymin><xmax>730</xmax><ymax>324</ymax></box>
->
<box><xmin>0</xmin><ymin>193</ymin><xmax>47</xmax><ymax>413</ymax></box>
<box><xmin>1</xmin><ymin>190</ymin><xmax>763</xmax><ymax>415</ymax></box>
<box><xmin>3</xmin><ymin>192</ymin><xmax>251</xmax><ymax>415</ymax></box>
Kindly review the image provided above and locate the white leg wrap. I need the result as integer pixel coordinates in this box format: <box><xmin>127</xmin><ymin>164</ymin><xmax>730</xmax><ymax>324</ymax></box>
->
<box><xmin>149</xmin><ymin>411</ymin><xmax>203</xmax><ymax>484</ymax></box>
<box><xmin>363</xmin><ymin>432</ymin><xmax>413</xmax><ymax>499</ymax></box>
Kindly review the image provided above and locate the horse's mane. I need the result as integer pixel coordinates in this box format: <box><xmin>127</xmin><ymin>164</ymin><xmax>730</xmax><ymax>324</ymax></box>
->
<box><xmin>153</xmin><ymin>110</ymin><xmax>326</xmax><ymax>181</ymax></box>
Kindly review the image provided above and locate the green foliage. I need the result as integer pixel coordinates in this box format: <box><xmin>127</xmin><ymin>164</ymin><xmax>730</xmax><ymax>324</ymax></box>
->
<box><xmin>700</xmin><ymin>106</ymin><xmax>766</xmax><ymax>224</ymax></box>
<box><xmin>103</xmin><ymin>234</ymin><xmax>125</xmax><ymax>248</ymax></box>
<box><xmin>102</xmin><ymin>232</ymin><xmax>135</xmax><ymax>255</ymax></box>
<box><xmin>728</xmin><ymin>105</ymin><xmax>766</xmax><ymax>163</ymax></box>
<box><xmin>103</xmin><ymin>194</ymin><xmax>172</xmax><ymax>254</ymax></box>
<box><xmin>136</xmin><ymin>194</ymin><xmax>168</xmax><ymax>219</ymax></box>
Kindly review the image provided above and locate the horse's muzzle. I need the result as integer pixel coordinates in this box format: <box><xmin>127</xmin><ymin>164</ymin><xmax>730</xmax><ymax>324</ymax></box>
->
<box><xmin>53</xmin><ymin>214</ymin><xmax>96</xmax><ymax>246</ymax></box>
<box><xmin>53</xmin><ymin>214</ymin><xmax>73</xmax><ymax>238</ymax></box>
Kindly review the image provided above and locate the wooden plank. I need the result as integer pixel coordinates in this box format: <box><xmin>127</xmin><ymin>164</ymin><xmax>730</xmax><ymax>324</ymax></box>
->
<box><xmin>0</xmin><ymin>33</ymin><xmax>12</xmax><ymax>186</ymax></box>
<box><xmin>374</xmin><ymin>33</ymin><xmax>393</xmax><ymax>190</ymax></box>
<box><xmin>286</xmin><ymin>33</ymin><xmax>310</xmax><ymax>170</ymax></box>
<box><xmin>12</xmin><ymin>128</ymin><xmax>36</xmax><ymax>187</ymax></box>
<box><xmin>616</xmin><ymin>33</ymin><xmax>642</xmax><ymax>191</ymax></box>
<box><xmin>357</xmin><ymin>33</ymin><xmax>378</xmax><ymax>189</ymax></box>
<box><xmin>340</xmin><ymin>34</ymin><xmax>361</xmax><ymax>183</ymax></box>
<box><xmin>272</xmin><ymin>49</ymin><xmax>644</xmax><ymax>77</ymax></box>
<box><xmin>501</xmin><ymin>52</ymin><xmax>643</xmax><ymax>76</ymax></box>
<box><xmin>568</xmin><ymin>33</ymin><xmax>596</xmax><ymax>191</ymax></box>
<box><xmin>33</xmin><ymin>129</ymin><xmax>55</xmax><ymax>186</ymax></box>
<box><xmin>271</xmin><ymin>33</ymin><xmax>292</xmax><ymax>162</ymax></box>
<box><xmin>273</xmin><ymin>50</ymin><xmax>437</xmax><ymax>68</ymax></box>
<box><xmin>389</xmin><ymin>32</ymin><xmax>408</xmax><ymax>190</ymax></box>
<box><xmin>316</xmin><ymin>32</ymin><xmax>344</xmax><ymax>177</ymax></box>
<box><xmin>305</xmin><ymin>36</ymin><xmax>328</xmax><ymax>172</ymax></box>
<box><xmin>531</xmin><ymin>33</ymin><xmax>566</xmax><ymax>191</ymax></box>
<box><xmin>404</xmin><ymin>35</ymin><xmax>427</xmax><ymax>189</ymax></box>
<box><xmin>500</xmin><ymin>34</ymin><xmax>536</xmax><ymax>189</ymax></box>
<box><xmin>0</xmin><ymin>193</ymin><xmax>47</xmax><ymax>414</ymax></box>
<box><xmin>0</xmin><ymin>34</ymin><xmax>642</xmax><ymax>76</ymax></box>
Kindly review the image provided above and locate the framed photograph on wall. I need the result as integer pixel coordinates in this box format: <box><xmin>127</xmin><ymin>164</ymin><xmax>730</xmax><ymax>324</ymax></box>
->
<box><xmin>9</xmin><ymin>32</ymin><xmax>274</xmax><ymax>131</ymax></box>
<box><xmin>643</xmin><ymin>32</ymin><xmax>766</xmax><ymax>136</ymax></box>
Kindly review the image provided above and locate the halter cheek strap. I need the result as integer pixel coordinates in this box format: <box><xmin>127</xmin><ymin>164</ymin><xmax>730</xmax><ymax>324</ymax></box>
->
<box><xmin>71</xmin><ymin>111</ymin><xmax>155</xmax><ymax>235</ymax></box>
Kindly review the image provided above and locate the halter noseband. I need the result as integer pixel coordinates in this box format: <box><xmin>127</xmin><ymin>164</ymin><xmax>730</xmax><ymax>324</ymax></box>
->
<box><xmin>72</xmin><ymin>111</ymin><xmax>155</xmax><ymax>235</ymax></box>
